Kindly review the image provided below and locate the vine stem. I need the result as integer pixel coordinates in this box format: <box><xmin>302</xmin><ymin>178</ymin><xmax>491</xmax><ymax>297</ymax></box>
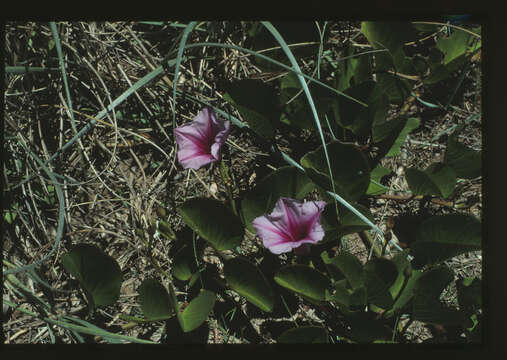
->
<box><xmin>218</xmin><ymin>160</ymin><xmax>238</xmax><ymax>216</ymax></box>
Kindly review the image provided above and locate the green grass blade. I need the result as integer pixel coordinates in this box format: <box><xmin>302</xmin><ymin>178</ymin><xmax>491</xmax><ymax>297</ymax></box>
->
<box><xmin>10</xmin><ymin>57</ymin><xmax>180</xmax><ymax>191</ymax></box>
<box><xmin>5</xmin><ymin>66</ymin><xmax>59</xmax><ymax>74</ymax></box>
<box><xmin>173</xmin><ymin>22</ymin><xmax>198</xmax><ymax>129</ymax></box>
<box><xmin>4</xmin><ymin>140</ymin><xmax>65</xmax><ymax>276</ymax></box>
<box><xmin>50</xmin><ymin>22</ymin><xmax>77</xmax><ymax>134</ymax></box>
<box><xmin>183</xmin><ymin>42</ymin><xmax>367</xmax><ymax>107</ymax></box>
<box><xmin>3</xmin><ymin>300</ymin><xmax>156</xmax><ymax>344</ymax></box>
<box><xmin>260</xmin><ymin>21</ymin><xmax>338</xmax><ymax>206</ymax></box>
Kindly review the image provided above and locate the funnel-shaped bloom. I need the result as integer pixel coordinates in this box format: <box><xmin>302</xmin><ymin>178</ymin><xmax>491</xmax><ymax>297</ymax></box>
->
<box><xmin>252</xmin><ymin>197</ymin><xmax>326</xmax><ymax>255</ymax></box>
<box><xmin>174</xmin><ymin>107</ymin><xmax>231</xmax><ymax>170</ymax></box>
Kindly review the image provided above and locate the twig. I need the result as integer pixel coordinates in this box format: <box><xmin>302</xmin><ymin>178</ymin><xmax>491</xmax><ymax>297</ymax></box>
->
<box><xmin>375</xmin><ymin>193</ymin><xmax>454</xmax><ymax>207</ymax></box>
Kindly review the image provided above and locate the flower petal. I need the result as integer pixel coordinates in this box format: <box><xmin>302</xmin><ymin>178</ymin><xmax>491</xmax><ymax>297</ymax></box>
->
<box><xmin>252</xmin><ymin>215</ymin><xmax>291</xmax><ymax>247</ymax></box>
<box><xmin>190</xmin><ymin>107</ymin><xmax>214</xmax><ymax>141</ymax></box>
<box><xmin>174</xmin><ymin>108</ymin><xmax>231</xmax><ymax>170</ymax></box>
<box><xmin>177</xmin><ymin>152</ymin><xmax>215</xmax><ymax>170</ymax></box>
<box><xmin>253</xmin><ymin>197</ymin><xmax>326</xmax><ymax>255</ymax></box>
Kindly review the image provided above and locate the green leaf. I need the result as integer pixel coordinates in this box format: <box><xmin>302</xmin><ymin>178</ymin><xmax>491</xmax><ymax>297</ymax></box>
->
<box><xmin>346</xmin><ymin>312</ymin><xmax>393</xmax><ymax>343</ymax></box>
<box><xmin>279</xmin><ymin>72</ymin><xmax>335</xmax><ymax>130</ymax></box>
<box><xmin>412</xmin><ymin>265</ymin><xmax>463</xmax><ymax>325</ymax></box>
<box><xmin>277</xmin><ymin>326</ymin><xmax>329</xmax><ymax>343</ymax></box>
<box><xmin>62</xmin><ymin>244</ymin><xmax>123</xmax><ymax>310</ymax></box>
<box><xmin>179</xmin><ymin>290</ymin><xmax>216</xmax><ymax>332</ymax></box>
<box><xmin>4</xmin><ymin>210</ymin><xmax>18</xmax><ymax>224</ymax></box>
<box><xmin>376</xmin><ymin>73</ymin><xmax>411</xmax><ymax>105</ymax></box>
<box><xmin>410</xmin><ymin>214</ymin><xmax>481</xmax><ymax>268</ymax></box>
<box><xmin>328</xmin><ymin>281</ymin><xmax>367</xmax><ymax>307</ymax></box>
<box><xmin>364</xmin><ymin>258</ymin><xmax>397</xmax><ymax>309</ymax></box>
<box><xmin>333</xmin><ymin>80</ymin><xmax>389</xmax><ymax>137</ymax></box>
<box><xmin>405</xmin><ymin>162</ymin><xmax>456</xmax><ymax>198</ymax></box>
<box><xmin>388</xmin><ymin>249</ymin><xmax>411</xmax><ymax>300</ymax></box>
<box><xmin>444</xmin><ymin>132</ymin><xmax>481</xmax><ymax>179</ymax></box>
<box><xmin>386</xmin><ymin>117</ymin><xmax>420</xmax><ymax>157</ymax></box>
<box><xmin>335</xmin><ymin>45</ymin><xmax>372</xmax><ymax>92</ymax></box>
<box><xmin>436</xmin><ymin>29</ymin><xmax>476</xmax><ymax>65</ymax></box>
<box><xmin>138</xmin><ymin>279</ymin><xmax>174</xmax><ymax>321</ymax></box>
<box><xmin>389</xmin><ymin>269</ymin><xmax>423</xmax><ymax>315</ymax></box>
<box><xmin>361</xmin><ymin>21</ymin><xmax>417</xmax><ymax>73</ymax></box>
<box><xmin>224</xmin><ymin>257</ymin><xmax>275</xmax><ymax>312</ymax></box>
<box><xmin>178</xmin><ymin>198</ymin><xmax>244</xmax><ymax>251</ymax></box>
<box><xmin>248</xmin><ymin>21</ymin><xmax>321</xmax><ymax>72</ymax></box>
<box><xmin>424</xmin><ymin>55</ymin><xmax>466</xmax><ymax>85</ymax></box>
<box><xmin>457</xmin><ymin>277</ymin><xmax>482</xmax><ymax>312</ymax></box>
<box><xmin>223</xmin><ymin>79</ymin><xmax>279</xmax><ymax>140</ymax></box>
<box><xmin>172</xmin><ymin>244</ymin><xmax>198</xmax><ymax>281</ymax></box>
<box><xmin>321</xmin><ymin>202</ymin><xmax>374</xmax><ymax>243</ymax></box>
<box><xmin>424</xmin><ymin>30</ymin><xmax>480</xmax><ymax>85</ymax></box>
<box><xmin>324</xmin><ymin>251</ymin><xmax>365</xmax><ymax>290</ymax></box>
<box><xmin>300</xmin><ymin>140</ymin><xmax>371</xmax><ymax>202</ymax></box>
<box><xmin>366</xmin><ymin>165</ymin><xmax>391</xmax><ymax>195</ymax></box>
<box><xmin>274</xmin><ymin>265</ymin><xmax>331</xmax><ymax>301</ymax></box>
<box><xmin>241</xmin><ymin>166</ymin><xmax>314</xmax><ymax>232</ymax></box>
<box><xmin>372</xmin><ymin>117</ymin><xmax>419</xmax><ymax>161</ymax></box>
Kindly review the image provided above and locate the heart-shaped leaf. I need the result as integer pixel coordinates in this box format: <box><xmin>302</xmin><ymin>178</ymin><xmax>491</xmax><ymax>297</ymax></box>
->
<box><xmin>301</xmin><ymin>140</ymin><xmax>371</xmax><ymax>202</ymax></box>
<box><xmin>223</xmin><ymin>79</ymin><xmax>279</xmax><ymax>140</ymax></box>
<box><xmin>241</xmin><ymin>166</ymin><xmax>314</xmax><ymax>232</ymax></box>
<box><xmin>274</xmin><ymin>265</ymin><xmax>331</xmax><ymax>302</ymax></box>
<box><xmin>323</xmin><ymin>251</ymin><xmax>365</xmax><ymax>290</ymax></box>
<box><xmin>178</xmin><ymin>198</ymin><xmax>244</xmax><ymax>251</ymax></box>
<box><xmin>364</xmin><ymin>258</ymin><xmax>398</xmax><ymax>309</ymax></box>
<box><xmin>412</xmin><ymin>265</ymin><xmax>463</xmax><ymax>325</ymax></box>
<box><xmin>138</xmin><ymin>278</ymin><xmax>174</xmax><ymax>321</ymax></box>
<box><xmin>444</xmin><ymin>132</ymin><xmax>481</xmax><ymax>179</ymax></box>
<box><xmin>178</xmin><ymin>290</ymin><xmax>216</xmax><ymax>333</ymax></box>
<box><xmin>172</xmin><ymin>244</ymin><xmax>199</xmax><ymax>281</ymax></box>
<box><xmin>62</xmin><ymin>243</ymin><xmax>123</xmax><ymax>310</ymax></box>
<box><xmin>436</xmin><ymin>28</ymin><xmax>478</xmax><ymax>65</ymax></box>
<box><xmin>410</xmin><ymin>214</ymin><xmax>481</xmax><ymax>268</ymax></box>
<box><xmin>335</xmin><ymin>45</ymin><xmax>372</xmax><ymax>92</ymax></box>
<box><xmin>361</xmin><ymin>21</ymin><xmax>418</xmax><ymax>71</ymax></box>
<box><xmin>277</xmin><ymin>326</ymin><xmax>328</xmax><ymax>343</ymax></box>
<box><xmin>327</xmin><ymin>279</ymin><xmax>367</xmax><ymax>308</ymax></box>
<box><xmin>224</xmin><ymin>257</ymin><xmax>275</xmax><ymax>312</ymax></box>
<box><xmin>405</xmin><ymin>162</ymin><xmax>457</xmax><ymax>198</ymax></box>
<box><xmin>333</xmin><ymin>80</ymin><xmax>389</xmax><ymax>137</ymax></box>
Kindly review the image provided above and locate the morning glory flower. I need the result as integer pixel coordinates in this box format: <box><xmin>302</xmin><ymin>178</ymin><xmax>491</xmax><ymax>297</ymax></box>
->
<box><xmin>252</xmin><ymin>197</ymin><xmax>326</xmax><ymax>255</ymax></box>
<box><xmin>174</xmin><ymin>107</ymin><xmax>231</xmax><ymax>170</ymax></box>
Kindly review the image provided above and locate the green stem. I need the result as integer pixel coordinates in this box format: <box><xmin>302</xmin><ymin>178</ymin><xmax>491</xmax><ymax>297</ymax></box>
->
<box><xmin>358</xmin><ymin>231</ymin><xmax>382</xmax><ymax>258</ymax></box>
<box><xmin>219</xmin><ymin>160</ymin><xmax>238</xmax><ymax>216</ymax></box>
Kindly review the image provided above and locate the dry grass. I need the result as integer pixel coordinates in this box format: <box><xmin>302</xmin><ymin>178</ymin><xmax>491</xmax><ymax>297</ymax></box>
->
<box><xmin>3</xmin><ymin>21</ymin><xmax>482</xmax><ymax>344</ymax></box>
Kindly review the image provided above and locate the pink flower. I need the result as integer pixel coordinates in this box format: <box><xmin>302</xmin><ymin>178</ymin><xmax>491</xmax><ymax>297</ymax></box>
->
<box><xmin>174</xmin><ymin>107</ymin><xmax>231</xmax><ymax>170</ymax></box>
<box><xmin>252</xmin><ymin>197</ymin><xmax>326</xmax><ymax>255</ymax></box>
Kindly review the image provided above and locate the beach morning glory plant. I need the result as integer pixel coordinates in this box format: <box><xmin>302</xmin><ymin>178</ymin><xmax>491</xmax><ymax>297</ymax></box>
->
<box><xmin>174</xmin><ymin>107</ymin><xmax>231</xmax><ymax>170</ymax></box>
<box><xmin>252</xmin><ymin>197</ymin><xmax>326</xmax><ymax>255</ymax></box>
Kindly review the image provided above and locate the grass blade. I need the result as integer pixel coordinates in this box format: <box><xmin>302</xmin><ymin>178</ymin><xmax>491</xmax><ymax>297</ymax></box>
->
<box><xmin>50</xmin><ymin>22</ymin><xmax>77</xmax><ymax>134</ymax></box>
<box><xmin>4</xmin><ymin>140</ymin><xmax>65</xmax><ymax>276</ymax></box>
<box><xmin>183</xmin><ymin>42</ymin><xmax>367</xmax><ymax>107</ymax></box>
<box><xmin>260</xmin><ymin>21</ymin><xmax>339</xmax><ymax>209</ymax></box>
<box><xmin>173</xmin><ymin>22</ymin><xmax>198</xmax><ymax>129</ymax></box>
